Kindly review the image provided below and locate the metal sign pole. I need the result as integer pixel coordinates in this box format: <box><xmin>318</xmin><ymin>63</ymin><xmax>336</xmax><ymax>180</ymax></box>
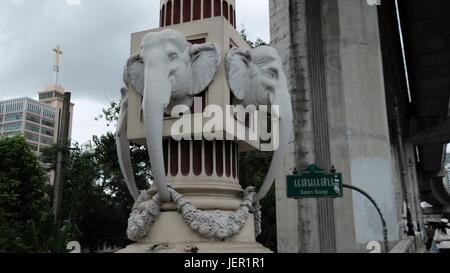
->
<box><xmin>343</xmin><ymin>184</ymin><xmax>389</xmax><ymax>253</ymax></box>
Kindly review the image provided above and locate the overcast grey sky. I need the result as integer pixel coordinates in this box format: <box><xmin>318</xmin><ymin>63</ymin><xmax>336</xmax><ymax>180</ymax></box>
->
<box><xmin>0</xmin><ymin>0</ymin><xmax>269</xmax><ymax>144</ymax></box>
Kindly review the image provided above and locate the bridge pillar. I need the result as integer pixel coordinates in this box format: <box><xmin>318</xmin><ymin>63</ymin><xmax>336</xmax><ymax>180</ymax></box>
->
<box><xmin>269</xmin><ymin>0</ymin><xmax>402</xmax><ymax>252</ymax></box>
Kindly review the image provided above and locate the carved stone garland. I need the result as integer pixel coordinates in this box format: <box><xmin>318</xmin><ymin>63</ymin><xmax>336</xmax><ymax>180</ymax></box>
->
<box><xmin>127</xmin><ymin>186</ymin><xmax>262</xmax><ymax>241</ymax></box>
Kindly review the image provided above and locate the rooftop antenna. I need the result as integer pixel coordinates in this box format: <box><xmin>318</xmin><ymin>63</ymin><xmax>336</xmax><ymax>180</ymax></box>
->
<box><xmin>52</xmin><ymin>45</ymin><xmax>63</xmax><ymax>86</ymax></box>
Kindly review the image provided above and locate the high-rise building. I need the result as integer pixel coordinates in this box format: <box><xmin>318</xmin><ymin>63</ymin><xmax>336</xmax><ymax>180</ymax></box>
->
<box><xmin>0</xmin><ymin>84</ymin><xmax>74</xmax><ymax>155</ymax></box>
<box><xmin>38</xmin><ymin>84</ymin><xmax>74</xmax><ymax>143</ymax></box>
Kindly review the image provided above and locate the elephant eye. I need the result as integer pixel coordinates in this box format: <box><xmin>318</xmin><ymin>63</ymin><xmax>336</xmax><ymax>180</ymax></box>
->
<box><xmin>168</xmin><ymin>52</ymin><xmax>178</xmax><ymax>61</ymax></box>
<box><xmin>267</xmin><ymin>69</ymin><xmax>279</xmax><ymax>80</ymax></box>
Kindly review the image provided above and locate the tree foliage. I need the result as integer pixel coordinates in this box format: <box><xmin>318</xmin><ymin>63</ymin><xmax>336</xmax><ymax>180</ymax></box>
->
<box><xmin>239</xmin><ymin>151</ymin><xmax>277</xmax><ymax>252</ymax></box>
<box><xmin>42</xmin><ymin>133</ymin><xmax>150</xmax><ymax>252</ymax></box>
<box><xmin>0</xmin><ymin>136</ymin><xmax>53</xmax><ymax>253</ymax></box>
<box><xmin>239</xmin><ymin>28</ymin><xmax>269</xmax><ymax>48</ymax></box>
<box><xmin>95</xmin><ymin>101</ymin><xmax>120</xmax><ymax>127</ymax></box>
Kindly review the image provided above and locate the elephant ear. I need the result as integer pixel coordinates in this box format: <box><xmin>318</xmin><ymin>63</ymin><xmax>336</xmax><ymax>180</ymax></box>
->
<box><xmin>190</xmin><ymin>43</ymin><xmax>221</xmax><ymax>95</ymax></box>
<box><xmin>124</xmin><ymin>54</ymin><xmax>145</xmax><ymax>96</ymax></box>
<box><xmin>225</xmin><ymin>48</ymin><xmax>253</xmax><ymax>101</ymax></box>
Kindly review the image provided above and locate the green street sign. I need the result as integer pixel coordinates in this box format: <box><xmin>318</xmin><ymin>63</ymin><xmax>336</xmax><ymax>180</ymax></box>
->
<box><xmin>287</xmin><ymin>165</ymin><xmax>343</xmax><ymax>199</ymax></box>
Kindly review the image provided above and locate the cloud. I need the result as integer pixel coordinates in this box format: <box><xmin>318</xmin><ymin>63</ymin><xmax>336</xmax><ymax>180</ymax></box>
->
<box><xmin>70</xmin><ymin>98</ymin><xmax>113</xmax><ymax>145</ymax></box>
<box><xmin>0</xmin><ymin>0</ymin><xmax>270</xmax><ymax>144</ymax></box>
<box><xmin>236</xmin><ymin>0</ymin><xmax>270</xmax><ymax>42</ymax></box>
<box><xmin>0</xmin><ymin>0</ymin><xmax>160</xmax><ymax>102</ymax></box>
<box><xmin>66</xmin><ymin>0</ymin><xmax>81</xmax><ymax>6</ymax></box>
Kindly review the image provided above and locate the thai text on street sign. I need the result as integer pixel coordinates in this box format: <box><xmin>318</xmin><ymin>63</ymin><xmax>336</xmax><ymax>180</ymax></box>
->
<box><xmin>287</xmin><ymin>165</ymin><xmax>343</xmax><ymax>198</ymax></box>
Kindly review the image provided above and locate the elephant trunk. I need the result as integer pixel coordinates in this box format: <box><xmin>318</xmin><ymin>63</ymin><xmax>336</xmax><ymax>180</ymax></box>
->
<box><xmin>143</xmin><ymin>66</ymin><xmax>172</xmax><ymax>202</ymax></box>
<box><xmin>255</xmin><ymin>93</ymin><xmax>293</xmax><ymax>202</ymax></box>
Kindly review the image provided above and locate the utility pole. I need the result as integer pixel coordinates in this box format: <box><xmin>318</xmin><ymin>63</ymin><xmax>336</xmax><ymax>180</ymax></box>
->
<box><xmin>394</xmin><ymin>97</ymin><xmax>415</xmax><ymax>236</ymax></box>
<box><xmin>52</xmin><ymin>92</ymin><xmax>71</xmax><ymax>251</ymax></box>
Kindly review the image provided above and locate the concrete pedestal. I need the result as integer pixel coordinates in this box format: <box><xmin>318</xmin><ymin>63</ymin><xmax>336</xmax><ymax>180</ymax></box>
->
<box><xmin>121</xmin><ymin>9</ymin><xmax>271</xmax><ymax>253</ymax></box>
<box><xmin>117</xmin><ymin>211</ymin><xmax>271</xmax><ymax>253</ymax></box>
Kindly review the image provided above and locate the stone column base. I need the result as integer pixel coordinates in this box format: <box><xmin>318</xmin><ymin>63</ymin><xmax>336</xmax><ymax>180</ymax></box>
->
<box><xmin>116</xmin><ymin>211</ymin><xmax>272</xmax><ymax>253</ymax></box>
<box><xmin>117</xmin><ymin>241</ymin><xmax>271</xmax><ymax>253</ymax></box>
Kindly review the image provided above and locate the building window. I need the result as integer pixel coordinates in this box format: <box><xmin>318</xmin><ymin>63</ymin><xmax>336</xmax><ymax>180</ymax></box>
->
<box><xmin>205</xmin><ymin>141</ymin><xmax>213</xmax><ymax>176</ymax></box>
<box><xmin>26</xmin><ymin>113</ymin><xmax>40</xmax><ymax>124</ymax></box>
<box><xmin>26</xmin><ymin>123</ymin><xmax>40</xmax><ymax>133</ymax></box>
<box><xmin>5</xmin><ymin>113</ymin><xmax>22</xmax><ymax>122</ymax></box>
<box><xmin>0</xmin><ymin>115</ymin><xmax>3</xmax><ymax>122</ymax></box>
<box><xmin>170</xmin><ymin>138</ymin><xmax>179</xmax><ymax>176</ymax></box>
<box><xmin>25</xmin><ymin>132</ymin><xmax>39</xmax><ymax>142</ymax></box>
<box><xmin>43</xmin><ymin>109</ymin><xmax>55</xmax><ymax>119</ymax></box>
<box><xmin>161</xmin><ymin>4</ymin><xmax>166</xmax><ymax>27</ymax></box>
<box><xmin>216</xmin><ymin>141</ymin><xmax>223</xmax><ymax>177</ymax></box>
<box><xmin>5</xmin><ymin>102</ymin><xmax>24</xmax><ymax>113</ymax></box>
<box><xmin>183</xmin><ymin>0</ymin><xmax>191</xmax><ymax>22</ymax></box>
<box><xmin>3</xmin><ymin>132</ymin><xmax>19</xmax><ymax>137</ymax></box>
<box><xmin>188</xmin><ymin>38</ymin><xmax>206</xmax><ymax>45</ymax></box>
<box><xmin>30</xmin><ymin>144</ymin><xmax>38</xmax><ymax>152</ymax></box>
<box><xmin>4</xmin><ymin>122</ymin><xmax>22</xmax><ymax>132</ymax></box>
<box><xmin>214</xmin><ymin>0</ymin><xmax>221</xmax><ymax>17</ymax></box>
<box><xmin>225</xmin><ymin>141</ymin><xmax>231</xmax><ymax>177</ymax></box>
<box><xmin>232</xmin><ymin>143</ymin><xmax>237</xmax><ymax>178</ymax></box>
<box><xmin>223</xmin><ymin>1</ymin><xmax>228</xmax><ymax>20</ymax></box>
<box><xmin>39</xmin><ymin>92</ymin><xmax>53</xmax><ymax>100</ymax></box>
<box><xmin>42</xmin><ymin>119</ymin><xmax>55</xmax><ymax>128</ymax></box>
<box><xmin>166</xmin><ymin>0</ymin><xmax>172</xmax><ymax>26</ymax></box>
<box><xmin>41</xmin><ymin>128</ymin><xmax>54</xmax><ymax>137</ymax></box>
<box><xmin>27</xmin><ymin>103</ymin><xmax>41</xmax><ymax>114</ymax></box>
<box><xmin>181</xmin><ymin>140</ymin><xmax>190</xmax><ymax>176</ymax></box>
<box><xmin>41</xmin><ymin>136</ymin><xmax>53</xmax><ymax>145</ymax></box>
<box><xmin>230</xmin><ymin>5</ymin><xmax>234</xmax><ymax>26</ymax></box>
<box><xmin>204</xmin><ymin>0</ymin><xmax>211</xmax><ymax>18</ymax></box>
<box><xmin>193</xmin><ymin>141</ymin><xmax>202</xmax><ymax>176</ymax></box>
<box><xmin>39</xmin><ymin>145</ymin><xmax>51</xmax><ymax>153</ymax></box>
<box><xmin>193</xmin><ymin>0</ymin><xmax>201</xmax><ymax>21</ymax></box>
<box><xmin>173</xmin><ymin>0</ymin><xmax>181</xmax><ymax>24</ymax></box>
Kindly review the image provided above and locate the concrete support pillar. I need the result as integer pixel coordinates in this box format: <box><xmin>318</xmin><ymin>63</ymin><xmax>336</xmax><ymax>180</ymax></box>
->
<box><xmin>270</xmin><ymin>0</ymin><xmax>320</xmax><ymax>253</ymax></box>
<box><xmin>270</xmin><ymin>0</ymin><xmax>401</xmax><ymax>252</ymax></box>
<box><xmin>304</xmin><ymin>0</ymin><xmax>336</xmax><ymax>253</ymax></box>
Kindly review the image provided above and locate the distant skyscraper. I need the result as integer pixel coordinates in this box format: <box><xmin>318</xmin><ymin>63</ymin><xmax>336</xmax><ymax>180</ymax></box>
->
<box><xmin>0</xmin><ymin>84</ymin><xmax>74</xmax><ymax>155</ymax></box>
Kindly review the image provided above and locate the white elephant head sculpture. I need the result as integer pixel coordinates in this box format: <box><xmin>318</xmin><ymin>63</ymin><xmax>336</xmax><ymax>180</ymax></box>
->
<box><xmin>226</xmin><ymin>46</ymin><xmax>293</xmax><ymax>202</ymax></box>
<box><xmin>117</xmin><ymin>29</ymin><xmax>221</xmax><ymax>202</ymax></box>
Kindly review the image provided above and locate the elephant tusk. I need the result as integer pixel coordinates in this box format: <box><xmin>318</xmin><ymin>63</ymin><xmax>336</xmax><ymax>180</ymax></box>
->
<box><xmin>255</xmin><ymin>94</ymin><xmax>293</xmax><ymax>202</ymax></box>
<box><xmin>116</xmin><ymin>92</ymin><xmax>140</xmax><ymax>200</ymax></box>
